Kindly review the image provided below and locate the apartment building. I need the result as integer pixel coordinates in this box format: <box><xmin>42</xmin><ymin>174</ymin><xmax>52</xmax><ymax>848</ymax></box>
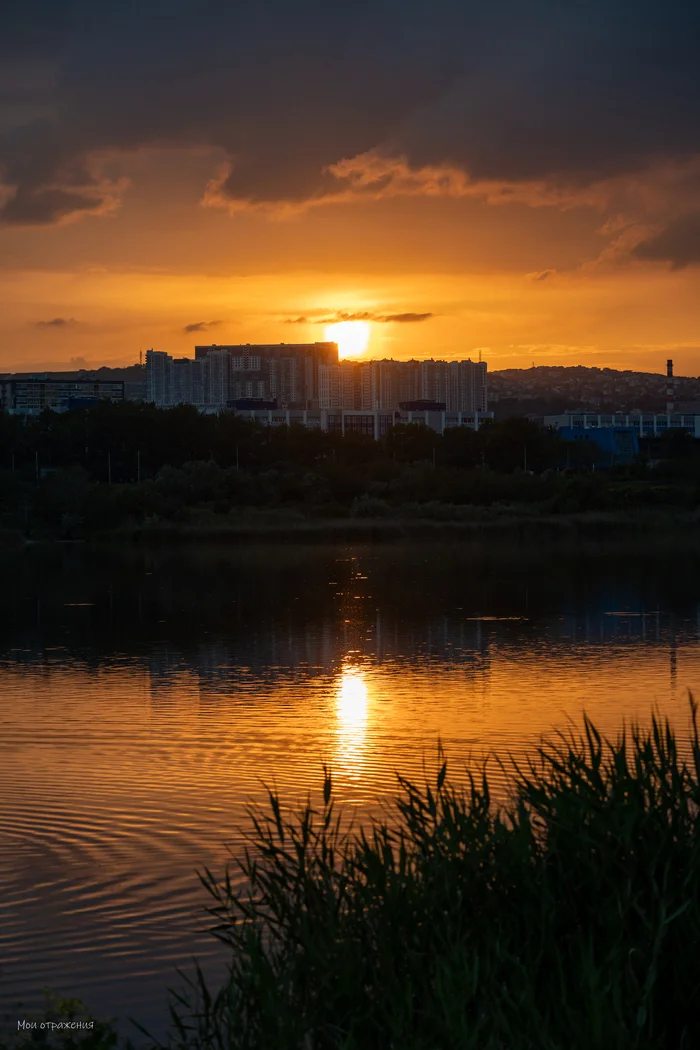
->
<box><xmin>146</xmin><ymin>344</ymin><xmax>336</xmax><ymax>408</ymax></box>
<box><xmin>196</xmin><ymin>342</ymin><xmax>337</xmax><ymax>408</ymax></box>
<box><xmin>146</xmin><ymin>345</ymin><xmax>489</xmax><ymax>415</ymax></box>
<box><xmin>0</xmin><ymin>377</ymin><xmax>124</xmax><ymax>415</ymax></box>
<box><xmin>318</xmin><ymin>358</ymin><xmax>487</xmax><ymax>412</ymax></box>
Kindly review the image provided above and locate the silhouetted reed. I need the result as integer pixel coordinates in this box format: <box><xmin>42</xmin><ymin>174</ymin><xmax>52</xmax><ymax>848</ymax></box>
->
<box><xmin>151</xmin><ymin>699</ymin><xmax>700</xmax><ymax>1050</ymax></box>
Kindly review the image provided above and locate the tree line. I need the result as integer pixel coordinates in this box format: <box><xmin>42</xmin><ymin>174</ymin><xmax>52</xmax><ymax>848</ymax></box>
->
<box><xmin>1</xmin><ymin>402</ymin><xmax>699</xmax><ymax>537</ymax></box>
<box><xmin>0</xmin><ymin>401</ymin><xmax>595</xmax><ymax>479</ymax></box>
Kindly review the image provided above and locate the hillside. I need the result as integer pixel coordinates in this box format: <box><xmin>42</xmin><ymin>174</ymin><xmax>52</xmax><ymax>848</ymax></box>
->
<box><xmin>489</xmin><ymin>365</ymin><xmax>700</xmax><ymax>416</ymax></box>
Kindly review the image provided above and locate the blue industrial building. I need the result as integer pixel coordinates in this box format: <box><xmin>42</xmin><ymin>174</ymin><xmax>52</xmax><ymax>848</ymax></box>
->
<box><xmin>558</xmin><ymin>426</ymin><xmax>639</xmax><ymax>466</ymax></box>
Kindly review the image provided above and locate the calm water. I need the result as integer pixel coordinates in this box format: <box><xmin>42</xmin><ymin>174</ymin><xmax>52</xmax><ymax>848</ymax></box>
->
<box><xmin>2</xmin><ymin>540</ymin><xmax>700</xmax><ymax>1041</ymax></box>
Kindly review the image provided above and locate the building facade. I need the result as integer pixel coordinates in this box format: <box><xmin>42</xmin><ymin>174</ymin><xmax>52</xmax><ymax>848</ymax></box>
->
<box><xmin>196</xmin><ymin>342</ymin><xmax>337</xmax><ymax>409</ymax></box>
<box><xmin>544</xmin><ymin>412</ymin><xmax>700</xmax><ymax>438</ymax></box>
<box><xmin>557</xmin><ymin>426</ymin><xmax>640</xmax><ymax>465</ymax></box>
<box><xmin>146</xmin><ymin>343</ymin><xmax>337</xmax><ymax>409</ymax></box>
<box><xmin>318</xmin><ymin>358</ymin><xmax>487</xmax><ymax>413</ymax></box>
<box><xmin>146</xmin><ymin>346</ymin><xmax>489</xmax><ymax>415</ymax></box>
<box><xmin>231</xmin><ymin>407</ymin><xmax>493</xmax><ymax>439</ymax></box>
<box><xmin>0</xmin><ymin>377</ymin><xmax>124</xmax><ymax>415</ymax></box>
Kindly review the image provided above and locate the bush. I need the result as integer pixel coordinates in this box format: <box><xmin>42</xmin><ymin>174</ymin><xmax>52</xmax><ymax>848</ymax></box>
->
<box><xmin>545</xmin><ymin>474</ymin><xmax>612</xmax><ymax>513</ymax></box>
<box><xmin>159</xmin><ymin>701</ymin><xmax>700</xmax><ymax>1050</ymax></box>
<box><xmin>349</xmin><ymin>495</ymin><xmax>391</xmax><ymax>518</ymax></box>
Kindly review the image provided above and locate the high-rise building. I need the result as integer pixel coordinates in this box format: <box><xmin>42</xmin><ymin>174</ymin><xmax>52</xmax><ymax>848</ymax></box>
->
<box><xmin>146</xmin><ymin>343</ymin><xmax>338</xmax><ymax>408</ymax></box>
<box><xmin>318</xmin><ymin>361</ymin><xmax>357</xmax><ymax>408</ymax></box>
<box><xmin>204</xmin><ymin>349</ymin><xmax>230</xmax><ymax>406</ymax></box>
<box><xmin>146</xmin><ymin>345</ymin><xmax>488</xmax><ymax>414</ymax></box>
<box><xmin>195</xmin><ymin>342</ymin><xmax>337</xmax><ymax>408</ymax></box>
<box><xmin>171</xmin><ymin>357</ymin><xmax>193</xmax><ymax>405</ymax></box>
<box><xmin>318</xmin><ymin>358</ymin><xmax>487</xmax><ymax>413</ymax></box>
<box><xmin>145</xmin><ymin>350</ymin><xmax>172</xmax><ymax>406</ymax></box>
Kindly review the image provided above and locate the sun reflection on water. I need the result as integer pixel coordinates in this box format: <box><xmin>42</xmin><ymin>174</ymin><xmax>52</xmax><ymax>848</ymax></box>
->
<box><xmin>334</xmin><ymin>665</ymin><xmax>369</xmax><ymax>777</ymax></box>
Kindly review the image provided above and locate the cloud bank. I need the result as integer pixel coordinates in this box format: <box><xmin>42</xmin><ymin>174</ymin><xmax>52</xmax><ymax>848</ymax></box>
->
<box><xmin>1</xmin><ymin>0</ymin><xmax>699</xmax><ymax>264</ymax></box>
<box><xmin>633</xmin><ymin>213</ymin><xmax>700</xmax><ymax>268</ymax></box>
<box><xmin>183</xmin><ymin>320</ymin><xmax>220</xmax><ymax>333</ymax></box>
<box><xmin>285</xmin><ymin>310</ymin><xmax>434</xmax><ymax>324</ymax></box>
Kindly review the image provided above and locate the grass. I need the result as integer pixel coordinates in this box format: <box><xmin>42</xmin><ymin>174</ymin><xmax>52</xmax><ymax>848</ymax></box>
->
<box><xmin>8</xmin><ymin>703</ymin><xmax>700</xmax><ymax>1050</ymax></box>
<box><xmin>153</xmin><ymin>701</ymin><xmax>700</xmax><ymax>1050</ymax></box>
<box><xmin>110</xmin><ymin>506</ymin><xmax>700</xmax><ymax>547</ymax></box>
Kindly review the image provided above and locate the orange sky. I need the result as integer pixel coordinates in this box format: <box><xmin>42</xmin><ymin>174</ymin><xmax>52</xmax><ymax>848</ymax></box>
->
<box><xmin>2</xmin><ymin>4</ymin><xmax>700</xmax><ymax>377</ymax></box>
<box><xmin>1</xmin><ymin>150</ymin><xmax>698</xmax><ymax>375</ymax></box>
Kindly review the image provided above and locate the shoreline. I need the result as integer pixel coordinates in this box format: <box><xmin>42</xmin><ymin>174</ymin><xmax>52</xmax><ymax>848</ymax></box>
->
<box><xmin>4</xmin><ymin>507</ymin><xmax>700</xmax><ymax>549</ymax></box>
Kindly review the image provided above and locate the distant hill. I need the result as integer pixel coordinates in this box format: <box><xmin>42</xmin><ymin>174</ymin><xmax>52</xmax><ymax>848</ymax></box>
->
<box><xmin>489</xmin><ymin>365</ymin><xmax>700</xmax><ymax>416</ymax></box>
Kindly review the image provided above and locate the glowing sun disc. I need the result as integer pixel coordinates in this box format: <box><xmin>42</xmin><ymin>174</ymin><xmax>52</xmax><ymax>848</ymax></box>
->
<box><xmin>325</xmin><ymin>320</ymin><xmax>370</xmax><ymax>359</ymax></box>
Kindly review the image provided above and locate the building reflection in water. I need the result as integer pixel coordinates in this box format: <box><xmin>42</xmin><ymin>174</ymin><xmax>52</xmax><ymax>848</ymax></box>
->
<box><xmin>334</xmin><ymin>664</ymin><xmax>369</xmax><ymax>778</ymax></box>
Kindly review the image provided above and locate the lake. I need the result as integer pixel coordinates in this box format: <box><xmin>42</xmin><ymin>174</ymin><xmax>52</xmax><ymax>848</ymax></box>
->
<box><xmin>1</xmin><ymin>539</ymin><xmax>700</xmax><ymax>1042</ymax></box>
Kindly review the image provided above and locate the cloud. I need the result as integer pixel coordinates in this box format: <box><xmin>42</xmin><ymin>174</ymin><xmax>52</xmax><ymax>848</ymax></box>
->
<box><xmin>0</xmin><ymin>181</ymin><xmax>123</xmax><ymax>225</ymax></box>
<box><xmin>285</xmin><ymin>310</ymin><xmax>434</xmax><ymax>325</ymax></box>
<box><xmin>205</xmin><ymin>153</ymin><xmax>614</xmax><ymax>218</ymax></box>
<box><xmin>381</xmin><ymin>312</ymin><xmax>433</xmax><ymax>323</ymax></box>
<box><xmin>2</xmin><ymin>2</ymin><xmax>700</xmax><ymax>229</ymax></box>
<box><xmin>632</xmin><ymin>212</ymin><xmax>700</xmax><ymax>268</ymax></box>
<box><xmin>183</xmin><ymin>320</ymin><xmax>220</xmax><ymax>333</ymax></box>
<box><xmin>35</xmin><ymin>317</ymin><xmax>78</xmax><ymax>327</ymax></box>
<box><xmin>529</xmin><ymin>269</ymin><xmax>555</xmax><ymax>281</ymax></box>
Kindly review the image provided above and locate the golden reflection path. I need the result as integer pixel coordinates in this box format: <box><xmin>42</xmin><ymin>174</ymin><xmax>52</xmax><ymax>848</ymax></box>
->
<box><xmin>334</xmin><ymin>664</ymin><xmax>370</xmax><ymax>778</ymax></box>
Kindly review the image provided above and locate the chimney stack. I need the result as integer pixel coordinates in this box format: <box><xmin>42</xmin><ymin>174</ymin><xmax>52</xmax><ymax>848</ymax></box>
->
<box><xmin>666</xmin><ymin>359</ymin><xmax>675</xmax><ymax>412</ymax></box>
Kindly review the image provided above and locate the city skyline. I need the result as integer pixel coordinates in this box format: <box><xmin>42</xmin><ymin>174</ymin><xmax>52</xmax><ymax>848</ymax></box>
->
<box><xmin>144</xmin><ymin>342</ymin><xmax>488</xmax><ymax>414</ymax></box>
<box><xmin>2</xmin><ymin>5</ymin><xmax>700</xmax><ymax>375</ymax></box>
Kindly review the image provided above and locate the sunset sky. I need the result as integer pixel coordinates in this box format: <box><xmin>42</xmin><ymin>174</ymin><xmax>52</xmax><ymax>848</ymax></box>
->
<box><xmin>2</xmin><ymin>2</ymin><xmax>700</xmax><ymax>374</ymax></box>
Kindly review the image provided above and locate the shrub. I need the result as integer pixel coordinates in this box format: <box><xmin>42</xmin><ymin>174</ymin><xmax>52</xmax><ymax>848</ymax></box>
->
<box><xmin>349</xmin><ymin>496</ymin><xmax>391</xmax><ymax>518</ymax></box>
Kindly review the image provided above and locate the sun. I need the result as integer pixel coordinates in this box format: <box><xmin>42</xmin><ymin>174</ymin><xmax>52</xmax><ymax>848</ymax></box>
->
<box><xmin>324</xmin><ymin>320</ymin><xmax>371</xmax><ymax>359</ymax></box>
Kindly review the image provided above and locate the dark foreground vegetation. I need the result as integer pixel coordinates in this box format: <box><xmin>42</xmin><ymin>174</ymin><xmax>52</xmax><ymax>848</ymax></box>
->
<box><xmin>8</xmin><ymin>702</ymin><xmax>700</xmax><ymax>1049</ymax></box>
<box><xmin>2</xmin><ymin>402</ymin><xmax>700</xmax><ymax>542</ymax></box>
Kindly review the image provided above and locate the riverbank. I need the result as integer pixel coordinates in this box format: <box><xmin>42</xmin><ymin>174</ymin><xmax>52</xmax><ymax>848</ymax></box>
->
<box><xmin>5</xmin><ymin>506</ymin><xmax>700</xmax><ymax>548</ymax></box>
<box><xmin>125</xmin><ymin>506</ymin><xmax>700</xmax><ymax>543</ymax></box>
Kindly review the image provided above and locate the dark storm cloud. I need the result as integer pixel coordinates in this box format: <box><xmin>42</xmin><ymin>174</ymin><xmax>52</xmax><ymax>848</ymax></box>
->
<box><xmin>183</xmin><ymin>320</ymin><xmax>220</xmax><ymax>333</ymax></box>
<box><xmin>2</xmin><ymin>185</ymin><xmax>110</xmax><ymax>224</ymax></box>
<box><xmin>1</xmin><ymin>1</ymin><xmax>699</xmax><ymax>223</ymax></box>
<box><xmin>35</xmin><ymin>317</ymin><xmax>78</xmax><ymax>327</ymax></box>
<box><xmin>633</xmin><ymin>213</ymin><xmax>700</xmax><ymax>268</ymax></box>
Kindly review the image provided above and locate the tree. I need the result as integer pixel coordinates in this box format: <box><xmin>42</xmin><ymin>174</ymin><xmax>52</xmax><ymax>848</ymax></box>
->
<box><xmin>381</xmin><ymin>423</ymin><xmax>440</xmax><ymax>463</ymax></box>
<box><xmin>480</xmin><ymin>417</ymin><xmax>562</xmax><ymax>473</ymax></box>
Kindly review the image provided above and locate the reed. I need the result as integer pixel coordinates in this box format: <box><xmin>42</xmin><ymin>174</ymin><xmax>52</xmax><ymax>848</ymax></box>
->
<box><xmin>156</xmin><ymin>701</ymin><xmax>700</xmax><ymax>1050</ymax></box>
